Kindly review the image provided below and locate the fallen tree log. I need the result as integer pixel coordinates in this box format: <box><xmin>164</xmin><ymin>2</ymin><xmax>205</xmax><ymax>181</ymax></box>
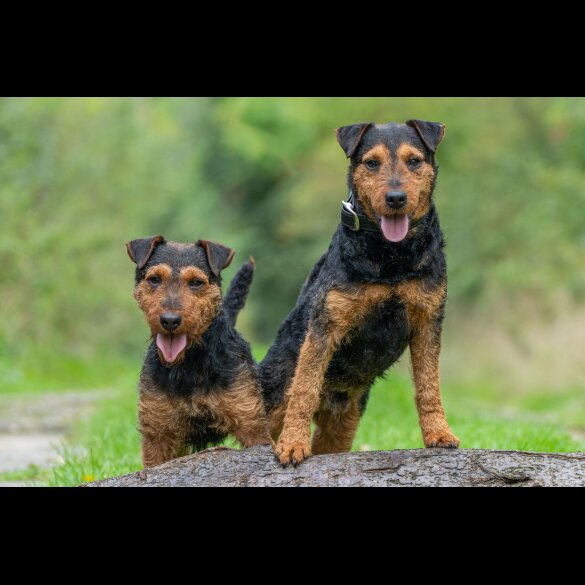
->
<box><xmin>84</xmin><ymin>445</ymin><xmax>585</xmax><ymax>487</ymax></box>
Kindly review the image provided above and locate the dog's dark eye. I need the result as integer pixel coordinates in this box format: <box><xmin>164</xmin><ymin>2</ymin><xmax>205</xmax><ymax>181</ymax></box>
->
<box><xmin>408</xmin><ymin>158</ymin><xmax>422</xmax><ymax>169</ymax></box>
<box><xmin>147</xmin><ymin>276</ymin><xmax>161</xmax><ymax>286</ymax></box>
<box><xmin>365</xmin><ymin>159</ymin><xmax>379</xmax><ymax>170</ymax></box>
<box><xmin>188</xmin><ymin>279</ymin><xmax>204</xmax><ymax>290</ymax></box>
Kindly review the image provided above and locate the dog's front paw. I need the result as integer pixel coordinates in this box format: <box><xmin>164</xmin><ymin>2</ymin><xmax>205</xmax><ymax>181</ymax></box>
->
<box><xmin>274</xmin><ymin>436</ymin><xmax>311</xmax><ymax>467</ymax></box>
<box><xmin>424</xmin><ymin>429</ymin><xmax>460</xmax><ymax>449</ymax></box>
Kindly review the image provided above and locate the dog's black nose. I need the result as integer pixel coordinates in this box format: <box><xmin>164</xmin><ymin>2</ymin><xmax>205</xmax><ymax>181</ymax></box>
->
<box><xmin>160</xmin><ymin>313</ymin><xmax>182</xmax><ymax>332</ymax></box>
<box><xmin>385</xmin><ymin>191</ymin><xmax>407</xmax><ymax>209</ymax></box>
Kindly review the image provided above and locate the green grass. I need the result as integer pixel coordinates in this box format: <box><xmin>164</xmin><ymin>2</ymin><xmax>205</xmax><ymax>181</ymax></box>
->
<box><xmin>354</xmin><ymin>374</ymin><xmax>584</xmax><ymax>453</ymax></box>
<box><xmin>46</xmin><ymin>389</ymin><xmax>141</xmax><ymax>486</ymax></box>
<box><xmin>0</xmin><ymin>353</ymin><xmax>138</xmax><ymax>395</ymax></box>
<box><xmin>0</xmin><ymin>465</ymin><xmax>51</xmax><ymax>484</ymax></box>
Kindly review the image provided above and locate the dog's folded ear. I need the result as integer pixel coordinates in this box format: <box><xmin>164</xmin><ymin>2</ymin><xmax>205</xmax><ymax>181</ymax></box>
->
<box><xmin>406</xmin><ymin>119</ymin><xmax>446</xmax><ymax>154</ymax></box>
<box><xmin>335</xmin><ymin>123</ymin><xmax>374</xmax><ymax>158</ymax></box>
<box><xmin>198</xmin><ymin>240</ymin><xmax>235</xmax><ymax>276</ymax></box>
<box><xmin>126</xmin><ymin>235</ymin><xmax>165</xmax><ymax>269</ymax></box>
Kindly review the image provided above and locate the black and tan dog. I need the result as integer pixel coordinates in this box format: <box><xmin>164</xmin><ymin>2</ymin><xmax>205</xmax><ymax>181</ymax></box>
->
<box><xmin>126</xmin><ymin>236</ymin><xmax>270</xmax><ymax>467</ymax></box>
<box><xmin>260</xmin><ymin>119</ymin><xmax>460</xmax><ymax>466</ymax></box>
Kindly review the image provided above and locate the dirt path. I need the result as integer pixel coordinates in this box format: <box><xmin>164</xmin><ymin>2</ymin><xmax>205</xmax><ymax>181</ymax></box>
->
<box><xmin>0</xmin><ymin>391</ymin><xmax>107</xmax><ymax>485</ymax></box>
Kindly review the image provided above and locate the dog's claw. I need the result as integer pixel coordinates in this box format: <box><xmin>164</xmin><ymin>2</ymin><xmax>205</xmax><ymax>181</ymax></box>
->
<box><xmin>424</xmin><ymin>431</ymin><xmax>460</xmax><ymax>449</ymax></box>
<box><xmin>274</xmin><ymin>437</ymin><xmax>311</xmax><ymax>467</ymax></box>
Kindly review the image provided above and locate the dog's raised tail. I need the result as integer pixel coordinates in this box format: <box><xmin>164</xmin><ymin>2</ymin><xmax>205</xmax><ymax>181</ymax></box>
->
<box><xmin>223</xmin><ymin>256</ymin><xmax>255</xmax><ymax>327</ymax></box>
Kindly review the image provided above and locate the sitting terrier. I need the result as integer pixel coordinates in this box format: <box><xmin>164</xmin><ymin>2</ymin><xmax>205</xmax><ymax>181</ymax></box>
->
<box><xmin>259</xmin><ymin>119</ymin><xmax>459</xmax><ymax>466</ymax></box>
<box><xmin>126</xmin><ymin>236</ymin><xmax>270</xmax><ymax>468</ymax></box>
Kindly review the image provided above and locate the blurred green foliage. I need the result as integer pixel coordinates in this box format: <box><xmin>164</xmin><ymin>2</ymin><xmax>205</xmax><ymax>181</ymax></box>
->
<box><xmin>1</xmin><ymin>97</ymin><xmax>585</xmax><ymax>384</ymax></box>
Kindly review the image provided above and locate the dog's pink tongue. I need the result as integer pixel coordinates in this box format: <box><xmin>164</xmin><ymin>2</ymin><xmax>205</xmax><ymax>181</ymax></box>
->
<box><xmin>156</xmin><ymin>333</ymin><xmax>187</xmax><ymax>363</ymax></box>
<box><xmin>380</xmin><ymin>214</ymin><xmax>409</xmax><ymax>242</ymax></box>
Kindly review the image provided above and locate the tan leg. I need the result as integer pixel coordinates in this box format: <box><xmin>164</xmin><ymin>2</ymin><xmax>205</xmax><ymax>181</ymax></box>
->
<box><xmin>410</xmin><ymin>318</ymin><xmax>459</xmax><ymax>448</ymax></box>
<box><xmin>395</xmin><ymin>279</ymin><xmax>459</xmax><ymax>449</ymax></box>
<box><xmin>268</xmin><ymin>399</ymin><xmax>287</xmax><ymax>444</ymax></box>
<box><xmin>203</xmin><ymin>370</ymin><xmax>270</xmax><ymax>448</ymax></box>
<box><xmin>312</xmin><ymin>391</ymin><xmax>363</xmax><ymax>455</ymax></box>
<box><xmin>141</xmin><ymin>436</ymin><xmax>190</xmax><ymax>468</ymax></box>
<box><xmin>275</xmin><ymin>329</ymin><xmax>335</xmax><ymax>466</ymax></box>
<box><xmin>138</xmin><ymin>390</ymin><xmax>190</xmax><ymax>467</ymax></box>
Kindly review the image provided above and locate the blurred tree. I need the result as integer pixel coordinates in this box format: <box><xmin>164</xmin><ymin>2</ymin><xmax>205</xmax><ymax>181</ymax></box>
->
<box><xmin>0</xmin><ymin>97</ymin><xmax>584</xmax><ymax>377</ymax></box>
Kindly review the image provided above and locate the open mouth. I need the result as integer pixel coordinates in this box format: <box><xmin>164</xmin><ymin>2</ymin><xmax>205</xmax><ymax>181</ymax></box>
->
<box><xmin>156</xmin><ymin>333</ymin><xmax>187</xmax><ymax>364</ymax></box>
<box><xmin>380</xmin><ymin>214</ymin><xmax>409</xmax><ymax>243</ymax></box>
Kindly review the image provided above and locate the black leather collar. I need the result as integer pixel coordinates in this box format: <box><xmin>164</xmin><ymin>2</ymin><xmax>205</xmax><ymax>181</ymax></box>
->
<box><xmin>341</xmin><ymin>200</ymin><xmax>380</xmax><ymax>232</ymax></box>
<box><xmin>340</xmin><ymin>191</ymin><xmax>380</xmax><ymax>232</ymax></box>
<box><xmin>340</xmin><ymin>191</ymin><xmax>422</xmax><ymax>234</ymax></box>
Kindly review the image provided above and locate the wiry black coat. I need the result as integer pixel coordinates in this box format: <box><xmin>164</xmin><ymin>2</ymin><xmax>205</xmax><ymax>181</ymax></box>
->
<box><xmin>259</xmin><ymin>202</ymin><xmax>446</xmax><ymax>413</ymax></box>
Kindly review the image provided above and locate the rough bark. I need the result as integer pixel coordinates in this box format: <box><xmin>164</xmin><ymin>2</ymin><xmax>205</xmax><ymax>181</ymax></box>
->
<box><xmin>83</xmin><ymin>445</ymin><xmax>585</xmax><ymax>487</ymax></box>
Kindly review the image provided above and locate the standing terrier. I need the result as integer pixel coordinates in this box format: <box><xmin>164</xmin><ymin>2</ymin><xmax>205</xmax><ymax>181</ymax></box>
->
<box><xmin>127</xmin><ymin>236</ymin><xmax>270</xmax><ymax>468</ymax></box>
<box><xmin>260</xmin><ymin>119</ymin><xmax>460</xmax><ymax>466</ymax></box>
